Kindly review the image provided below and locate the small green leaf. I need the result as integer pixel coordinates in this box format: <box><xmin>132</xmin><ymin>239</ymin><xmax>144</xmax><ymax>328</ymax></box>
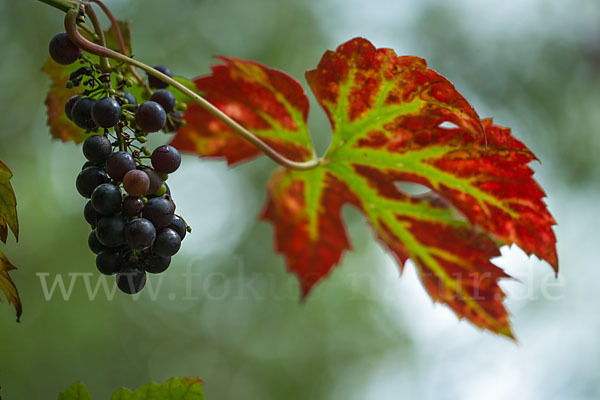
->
<box><xmin>108</xmin><ymin>388</ymin><xmax>133</xmax><ymax>400</ymax></box>
<box><xmin>59</xmin><ymin>378</ymin><xmax>205</xmax><ymax>400</ymax></box>
<box><xmin>58</xmin><ymin>382</ymin><xmax>93</xmax><ymax>400</ymax></box>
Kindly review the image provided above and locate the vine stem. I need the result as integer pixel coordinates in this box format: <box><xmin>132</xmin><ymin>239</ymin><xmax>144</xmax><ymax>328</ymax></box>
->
<box><xmin>48</xmin><ymin>2</ymin><xmax>320</xmax><ymax>171</ymax></box>
<box><xmin>77</xmin><ymin>20</ymin><xmax>97</xmax><ymax>39</ymax></box>
<box><xmin>89</xmin><ymin>0</ymin><xmax>152</xmax><ymax>94</ymax></box>
<box><xmin>38</xmin><ymin>0</ymin><xmax>79</xmax><ymax>12</ymax></box>
<box><xmin>83</xmin><ymin>3</ymin><xmax>110</xmax><ymax>72</ymax></box>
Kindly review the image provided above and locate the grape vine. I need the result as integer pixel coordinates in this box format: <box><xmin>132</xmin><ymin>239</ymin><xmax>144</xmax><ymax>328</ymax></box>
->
<box><xmin>32</xmin><ymin>0</ymin><xmax>558</xmax><ymax>336</ymax></box>
<box><xmin>37</xmin><ymin>0</ymin><xmax>323</xmax><ymax>293</ymax></box>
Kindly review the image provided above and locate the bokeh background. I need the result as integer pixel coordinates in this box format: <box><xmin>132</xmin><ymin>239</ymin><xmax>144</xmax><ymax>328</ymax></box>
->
<box><xmin>1</xmin><ymin>0</ymin><xmax>599</xmax><ymax>398</ymax></box>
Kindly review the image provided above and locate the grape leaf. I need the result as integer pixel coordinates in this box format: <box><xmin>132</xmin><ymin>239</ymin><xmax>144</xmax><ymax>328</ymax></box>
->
<box><xmin>42</xmin><ymin>56</ymin><xmax>85</xmax><ymax>143</ymax></box>
<box><xmin>42</xmin><ymin>21</ymin><xmax>133</xmax><ymax>143</ymax></box>
<box><xmin>104</xmin><ymin>20</ymin><xmax>132</xmax><ymax>56</ymax></box>
<box><xmin>0</xmin><ymin>160</ymin><xmax>18</xmax><ymax>243</ymax></box>
<box><xmin>0</xmin><ymin>160</ymin><xmax>21</xmax><ymax>321</ymax></box>
<box><xmin>110</xmin><ymin>378</ymin><xmax>205</xmax><ymax>400</ymax></box>
<box><xmin>170</xmin><ymin>57</ymin><xmax>315</xmax><ymax>164</ymax></box>
<box><xmin>58</xmin><ymin>382</ymin><xmax>93</xmax><ymax>400</ymax></box>
<box><xmin>58</xmin><ymin>378</ymin><xmax>205</xmax><ymax>400</ymax></box>
<box><xmin>0</xmin><ymin>250</ymin><xmax>21</xmax><ymax>322</ymax></box>
<box><xmin>174</xmin><ymin>37</ymin><xmax>557</xmax><ymax>336</ymax></box>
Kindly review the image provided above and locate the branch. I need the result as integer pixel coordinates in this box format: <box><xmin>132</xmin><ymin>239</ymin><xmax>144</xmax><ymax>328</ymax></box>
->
<box><xmin>38</xmin><ymin>0</ymin><xmax>78</xmax><ymax>13</ymax></box>
<box><xmin>84</xmin><ymin>3</ymin><xmax>110</xmax><ymax>72</ymax></box>
<box><xmin>63</xmin><ymin>9</ymin><xmax>320</xmax><ymax>171</ymax></box>
<box><xmin>90</xmin><ymin>0</ymin><xmax>151</xmax><ymax>94</ymax></box>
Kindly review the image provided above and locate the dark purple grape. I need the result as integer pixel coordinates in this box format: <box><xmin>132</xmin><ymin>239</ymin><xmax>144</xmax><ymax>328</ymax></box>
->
<box><xmin>168</xmin><ymin>215</ymin><xmax>187</xmax><ymax>240</ymax></box>
<box><xmin>106</xmin><ymin>151</ymin><xmax>136</xmax><ymax>181</ymax></box>
<box><xmin>65</xmin><ymin>95</ymin><xmax>82</xmax><ymax>120</ymax></box>
<box><xmin>153</xmin><ymin>228</ymin><xmax>181</xmax><ymax>257</ymax></box>
<box><xmin>142</xmin><ymin>197</ymin><xmax>175</xmax><ymax>229</ymax></box>
<box><xmin>117</xmin><ymin>90</ymin><xmax>137</xmax><ymax>106</ymax></box>
<box><xmin>88</xmin><ymin>231</ymin><xmax>105</xmax><ymax>254</ymax></box>
<box><xmin>140</xmin><ymin>253</ymin><xmax>171</xmax><ymax>274</ymax></box>
<box><xmin>95</xmin><ymin>215</ymin><xmax>126</xmax><ymax>247</ymax></box>
<box><xmin>91</xmin><ymin>97</ymin><xmax>121</xmax><ymax>128</ymax></box>
<box><xmin>150</xmin><ymin>89</ymin><xmax>176</xmax><ymax>113</ymax></box>
<box><xmin>49</xmin><ymin>32</ymin><xmax>81</xmax><ymax>65</ymax></box>
<box><xmin>82</xmin><ymin>134</ymin><xmax>112</xmax><ymax>163</ymax></box>
<box><xmin>81</xmin><ymin>161</ymin><xmax>101</xmax><ymax>170</ymax></box>
<box><xmin>142</xmin><ymin>168</ymin><xmax>164</xmax><ymax>195</ymax></box>
<box><xmin>84</xmin><ymin>200</ymin><xmax>100</xmax><ymax>227</ymax></box>
<box><xmin>71</xmin><ymin>97</ymin><xmax>97</xmax><ymax>130</ymax></box>
<box><xmin>147</xmin><ymin>65</ymin><xmax>172</xmax><ymax>89</ymax></box>
<box><xmin>116</xmin><ymin>266</ymin><xmax>147</xmax><ymax>294</ymax></box>
<box><xmin>76</xmin><ymin>166</ymin><xmax>110</xmax><ymax>198</ymax></box>
<box><xmin>123</xmin><ymin>170</ymin><xmax>150</xmax><ymax>197</ymax></box>
<box><xmin>135</xmin><ymin>101</ymin><xmax>166</xmax><ymax>132</ymax></box>
<box><xmin>123</xmin><ymin>196</ymin><xmax>144</xmax><ymax>216</ymax></box>
<box><xmin>91</xmin><ymin>183</ymin><xmax>122</xmax><ymax>215</ymax></box>
<box><xmin>96</xmin><ymin>250</ymin><xmax>123</xmax><ymax>275</ymax></box>
<box><xmin>151</xmin><ymin>145</ymin><xmax>181</xmax><ymax>174</ymax></box>
<box><xmin>125</xmin><ymin>218</ymin><xmax>156</xmax><ymax>250</ymax></box>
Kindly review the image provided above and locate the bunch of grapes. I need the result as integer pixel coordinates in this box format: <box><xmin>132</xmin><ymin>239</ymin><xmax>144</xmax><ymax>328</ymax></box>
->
<box><xmin>49</xmin><ymin>32</ymin><xmax>190</xmax><ymax>294</ymax></box>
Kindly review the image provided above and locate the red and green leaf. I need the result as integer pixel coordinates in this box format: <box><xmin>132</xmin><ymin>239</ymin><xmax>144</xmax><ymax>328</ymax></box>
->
<box><xmin>0</xmin><ymin>250</ymin><xmax>21</xmax><ymax>322</ymax></box>
<box><xmin>0</xmin><ymin>160</ymin><xmax>18</xmax><ymax>243</ymax></box>
<box><xmin>0</xmin><ymin>160</ymin><xmax>21</xmax><ymax>321</ymax></box>
<box><xmin>175</xmin><ymin>37</ymin><xmax>558</xmax><ymax>336</ymax></box>
<box><xmin>42</xmin><ymin>56</ymin><xmax>85</xmax><ymax>143</ymax></box>
<box><xmin>170</xmin><ymin>57</ymin><xmax>315</xmax><ymax>164</ymax></box>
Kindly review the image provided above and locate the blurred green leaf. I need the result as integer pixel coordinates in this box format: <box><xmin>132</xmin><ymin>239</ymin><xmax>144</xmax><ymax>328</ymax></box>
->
<box><xmin>57</xmin><ymin>382</ymin><xmax>93</xmax><ymax>400</ymax></box>
<box><xmin>58</xmin><ymin>378</ymin><xmax>205</xmax><ymax>400</ymax></box>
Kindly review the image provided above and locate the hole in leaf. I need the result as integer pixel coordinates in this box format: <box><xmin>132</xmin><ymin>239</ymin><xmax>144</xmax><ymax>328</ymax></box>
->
<box><xmin>438</xmin><ymin>121</ymin><xmax>459</xmax><ymax>129</ymax></box>
<box><xmin>395</xmin><ymin>181</ymin><xmax>432</xmax><ymax>196</ymax></box>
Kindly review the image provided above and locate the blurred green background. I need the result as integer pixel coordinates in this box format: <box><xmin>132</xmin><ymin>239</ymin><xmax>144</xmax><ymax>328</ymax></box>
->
<box><xmin>0</xmin><ymin>0</ymin><xmax>598</xmax><ymax>398</ymax></box>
